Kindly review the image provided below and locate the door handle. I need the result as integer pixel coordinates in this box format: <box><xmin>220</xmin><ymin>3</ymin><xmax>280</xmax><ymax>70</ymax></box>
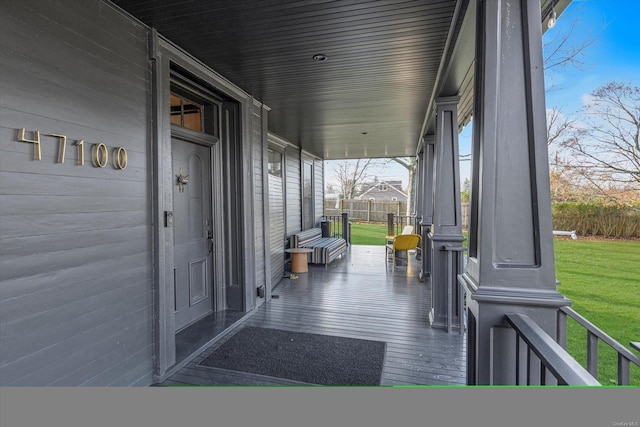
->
<box><xmin>207</xmin><ymin>230</ymin><xmax>214</xmax><ymax>255</ymax></box>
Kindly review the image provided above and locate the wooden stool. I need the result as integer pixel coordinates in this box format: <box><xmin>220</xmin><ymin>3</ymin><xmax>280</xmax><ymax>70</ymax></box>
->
<box><xmin>285</xmin><ymin>248</ymin><xmax>314</xmax><ymax>273</ymax></box>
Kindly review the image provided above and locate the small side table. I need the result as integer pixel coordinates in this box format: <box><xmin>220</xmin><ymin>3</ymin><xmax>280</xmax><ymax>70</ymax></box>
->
<box><xmin>285</xmin><ymin>248</ymin><xmax>314</xmax><ymax>273</ymax></box>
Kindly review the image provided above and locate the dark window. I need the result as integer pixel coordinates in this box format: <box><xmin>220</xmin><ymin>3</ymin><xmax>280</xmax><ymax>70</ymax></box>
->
<box><xmin>170</xmin><ymin>93</ymin><xmax>204</xmax><ymax>132</ymax></box>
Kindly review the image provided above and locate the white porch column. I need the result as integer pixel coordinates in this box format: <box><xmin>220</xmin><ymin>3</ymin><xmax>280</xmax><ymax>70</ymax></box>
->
<box><xmin>419</xmin><ymin>135</ymin><xmax>435</xmax><ymax>280</ymax></box>
<box><xmin>429</xmin><ymin>97</ymin><xmax>465</xmax><ymax>331</ymax></box>
<box><xmin>460</xmin><ymin>0</ymin><xmax>570</xmax><ymax>385</ymax></box>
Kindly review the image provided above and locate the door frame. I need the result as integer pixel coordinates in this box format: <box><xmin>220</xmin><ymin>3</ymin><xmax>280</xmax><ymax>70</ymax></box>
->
<box><xmin>150</xmin><ymin>31</ymin><xmax>259</xmax><ymax>382</ymax></box>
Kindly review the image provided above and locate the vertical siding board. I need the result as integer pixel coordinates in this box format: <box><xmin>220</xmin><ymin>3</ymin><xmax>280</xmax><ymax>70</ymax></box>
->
<box><xmin>0</xmin><ymin>0</ymin><xmax>153</xmax><ymax>385</ymax></box>
<box><xmin>285</xmin><ymin>146</ymin><xmax>302</xmax><ymax>234</ymax></box>
<box><xmin>265</xmin><ymin>133</ymin><xmax>288</xmax><ymax>287</ymax></box>
<box><xmin>314</xmin><ymin>159</ymin><xmax>324</xmax><ymax>225</ymax></box>
<box><xmin>251</xmin><ymin>105</ymin><xmax>266</xmax><ymax>291</ymax></box>
<box><xmin>268</xmin><ymin>174</ymin><xmax>285</xmax><ymax>285</ymax></box>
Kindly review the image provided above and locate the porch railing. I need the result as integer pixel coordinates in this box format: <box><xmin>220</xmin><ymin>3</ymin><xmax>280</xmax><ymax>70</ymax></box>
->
<box><xmin>320</xmin><ymin>213</ymin><xmax>351</xmax><ymax>245</ymax></box>
<box><xmin>505</xmin><ymin>313</ymin><xmax>601</xmax><ymax>385</ymax></box>
<box><xmin>556</xmin><ymin>306</ymin><xmax>640</xmax><ymax>385</ymax></box>
<box><xmin>443</xmin><ymin>244</ymin><xmax>466</xmax><ymax>334</ymax></box>
<box><xmin>386</xmin><ymin>213</ymin><xmax>418</xmax><ymax>237</ymax></box>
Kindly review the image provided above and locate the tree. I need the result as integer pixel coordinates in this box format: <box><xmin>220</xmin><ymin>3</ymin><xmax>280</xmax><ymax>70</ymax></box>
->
<box><xmin>460</xmin><ymin>178</ymin><xmax>470</xmax><ymax>203</ymax></box>
<box><xmin>541</xmin><ymin>9</ymin><xmax>604</xmax><ymax>202</ymax></box>
<box><xmin>331</xmin><ymin>159</ymin><xmax>385</xmax><ymax>199</ymax></box>
<box><xmin>558</xmin><ymin>82</ymin><xmax>640</xmax><ymax>201</ymax></box>
<box><xmin>543</xmin><ymin>8</ymin><xmax>597</xmax><ymax>148</ymax></box>
<box><xmin>325</xmin><ymin>183</ymin><xmax>338</xmax><ymax>194</ymax></box>
<box><xmin>543</xmin><ymin>14</ymin><xmax>597</xmax><ymax>94</ymax></box>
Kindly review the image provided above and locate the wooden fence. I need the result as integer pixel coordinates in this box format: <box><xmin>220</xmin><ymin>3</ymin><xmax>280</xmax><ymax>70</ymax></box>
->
<box><xmin>324</xmin><ymin>199</ymin><xmax>471</xmax><ymax>228</ymax></box>
<box><xmin>324</xmin><ymin>199</ymin><xmax>407</xmax><ymax>223</ymax></box>
<box><xmin>325</xmin><ymin>200</ymin><xmax>638</xmax><ymax>237</ymax></box>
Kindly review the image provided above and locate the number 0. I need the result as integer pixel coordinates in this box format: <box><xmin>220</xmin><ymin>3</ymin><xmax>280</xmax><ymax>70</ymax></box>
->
<box><xmin>114</xmin><ymin>146</ymin><xmax>127</xmax><ymax>170</ymax></box>
<box><xmin>93</xmin><ymin>143</ymin><xmax>108</xmax><ymax>168</ymax></box>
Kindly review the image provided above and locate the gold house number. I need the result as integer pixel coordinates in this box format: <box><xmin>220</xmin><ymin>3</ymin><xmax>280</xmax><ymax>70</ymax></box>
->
<box><xmin>18</xmin><ymin>128</ymin><xmax>127</xmax><ymax>170</ymax></box>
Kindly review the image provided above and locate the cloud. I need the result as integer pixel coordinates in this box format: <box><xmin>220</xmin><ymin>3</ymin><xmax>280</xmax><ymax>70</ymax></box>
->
<box><xmin>581</xmin><ymin>93</ymin><xmax>597</xmax><ymax>107</ymax></box>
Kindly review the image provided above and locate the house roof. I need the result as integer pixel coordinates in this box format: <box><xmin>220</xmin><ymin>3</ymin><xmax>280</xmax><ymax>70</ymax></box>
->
<box><xmin>358</xmin><ymin>180</ymin><xmax>408</xmax><ymax>199</ymax></box>
<box><xmin>111</xmin><ymin>0</ymin><xmax>571</xmax><ymax>160</ymax></box>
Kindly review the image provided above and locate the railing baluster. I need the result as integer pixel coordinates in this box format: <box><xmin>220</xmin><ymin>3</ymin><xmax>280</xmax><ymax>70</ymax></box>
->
<box><xmin>446</xmin><ymin>249</ymin><xmax>452</xmax><ymax>333</ymax></box>
<box><xmin>515</xmin><ymin>336</ymin><xmax>521</xmax><ymax>386</ymax></box>
<box><xmin>505</xmin><ymin>313</ymin><xmax>600</xmax><ymax>386</ymax></box>
<box><xmin>458</xmin><ymin>249</ymin><xmax>465</xmax><ymax>334</ymax></box>
<box><xmin>527</xmin><ymin>347</ymin><xmax>532</xmax><ymax>385</ymax></box>
<box><xmin>443</xmin><ymin>245</ymin><xmax>466</xmax><ymax>334</ymax></box>
<box><xmin>587</xmin><ymin>331</ymin><xmax>599</xmax><ymax>377</ymax></box>
<box><xmin>556</xmin><ymin>309</ymin><xmax>567</xmax><ymax>349</ymax></box>
<box><xmin>559</xmin><ymin>306</ymin><xmax>640</xmax><ymax>387</ymax></box>
<box><xmin>618</xmin><ymin>354</ymin><xmax>630</xmax><ymax>386</ymax></box>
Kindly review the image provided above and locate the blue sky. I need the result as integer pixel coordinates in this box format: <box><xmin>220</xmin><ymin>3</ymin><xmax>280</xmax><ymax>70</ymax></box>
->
<box><xmin>458</xmin><ymin>0</ymin><xmax>640</xmax><ymax>183</ymax></box>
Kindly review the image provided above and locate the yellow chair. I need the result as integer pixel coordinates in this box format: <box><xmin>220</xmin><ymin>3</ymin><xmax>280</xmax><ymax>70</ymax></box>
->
<box><xmin>386</xmin><ymin>225</ymin><xmax>414</xmax><ymax>245</ymax></box>
<box><xmin>385</xmin><ymin>234</ymin><xmax>421</xmax><ymax>268</ymax></box>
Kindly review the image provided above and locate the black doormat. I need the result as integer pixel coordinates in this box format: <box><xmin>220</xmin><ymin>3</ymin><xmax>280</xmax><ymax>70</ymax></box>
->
<box><xmin>198</xmin><ymin>326</ymin><xmax>386</xmax><ymax>386</ymax></box>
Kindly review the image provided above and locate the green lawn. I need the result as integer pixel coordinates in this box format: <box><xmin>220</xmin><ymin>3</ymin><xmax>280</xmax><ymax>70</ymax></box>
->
<box><xmin>554</xmin><ymin>238</ymin><xmax>640</xmax><ymax>386</ymax></box>
<box><xmin>348</xmin><ymin>222</ymin><xmax>640</xmax><ymax>385</ymax></box>
<box><xmin>350</xmin><ymin>222</ymin><xmax>390</xmax><ymax>245</ymax></box>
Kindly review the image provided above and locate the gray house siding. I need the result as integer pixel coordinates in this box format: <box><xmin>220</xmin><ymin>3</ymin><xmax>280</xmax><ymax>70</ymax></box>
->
<box><xmin>285</xmin><ymin>146</ymin><xmax>302</xmax><ymax>234</ymax></box>
<box><xmin>0</xmin><ymin>0</ymin><xmax>323</xmax><ymax>386</ymax></box>
<box><xmin>314</xmin><ymin>159</ymin><xmax>324</xmax><ymax>226</ymax></box>
<box><xmin>267</xmin><ymin>133</ymin><xmax>288</xmax><ymax>288</ymax></box>
<box><xmin>0</xmin><ymin>1</ymin><xmax>154</xmax><ymax>386</ymax></box>
<box><xmin>268</xmin><ymin>172</ymin><xmax>285</xmax><ymax>287</ymax></box>
<box><xmin>251</xmin><ymin>102</ymin><xmax>267</xmax><ymax>298</ymax></box>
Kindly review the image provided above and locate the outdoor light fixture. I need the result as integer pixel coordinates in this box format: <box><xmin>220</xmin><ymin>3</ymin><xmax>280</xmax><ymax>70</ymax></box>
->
<box><xmin>312</xmin><ymin>54</ymin><xmax>328</xmax><ymax>62</ymax></box>
<box><xmin>547</xmin><ymin>2</ymin><xmax>557</xmax><ymax>28</ymax></box>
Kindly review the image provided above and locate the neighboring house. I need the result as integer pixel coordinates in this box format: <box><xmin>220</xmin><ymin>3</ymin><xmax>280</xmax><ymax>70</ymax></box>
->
<box><xmin>357</xmin><ymin>180</ymin><xmax>408</xmax><ymax>203</ymax></box>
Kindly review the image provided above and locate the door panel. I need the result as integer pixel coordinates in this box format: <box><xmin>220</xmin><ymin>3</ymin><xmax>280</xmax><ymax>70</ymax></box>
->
<box><xmin>172</xmin><ymin>138</ymin><xmax>213</xmax><ymax>331</ymax></box>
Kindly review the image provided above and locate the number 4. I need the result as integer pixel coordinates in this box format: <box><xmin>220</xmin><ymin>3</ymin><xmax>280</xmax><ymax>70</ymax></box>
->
<box><xmin>18</xmin><ymin>128</ymin><xmax>41</xmax><ymax>160</ymax></box>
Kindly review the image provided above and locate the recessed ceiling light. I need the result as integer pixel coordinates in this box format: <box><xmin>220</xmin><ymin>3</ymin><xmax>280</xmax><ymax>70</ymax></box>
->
<box><xmin>312</xmin><ymin>54</ymin><xmax>328</xmax><ymax>62</ymax></box>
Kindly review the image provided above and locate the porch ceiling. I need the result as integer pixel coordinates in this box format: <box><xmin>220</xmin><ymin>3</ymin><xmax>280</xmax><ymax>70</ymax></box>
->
<box><xmin>111</xmin><ymin>0</ymin><xmax>567</xmax><ymax>160</ymax></box>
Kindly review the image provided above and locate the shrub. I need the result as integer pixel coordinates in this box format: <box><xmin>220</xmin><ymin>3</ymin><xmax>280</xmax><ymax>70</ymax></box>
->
<box><xmin>552</xmin><ymin>202</ymin><xmax>640</xmax><ymax>238</ymax></box>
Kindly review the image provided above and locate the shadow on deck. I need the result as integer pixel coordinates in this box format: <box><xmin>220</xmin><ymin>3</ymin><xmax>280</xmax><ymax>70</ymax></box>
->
<box><xmin>157</xmin><ymin>245</ymin><xmax>466</xmax><ymax>386</ymax></box>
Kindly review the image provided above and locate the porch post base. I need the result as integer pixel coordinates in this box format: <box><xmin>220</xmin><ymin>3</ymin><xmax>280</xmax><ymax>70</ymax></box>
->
<box><xmin>419</xmin><ymin>221</ymin><xmax>432</xmax><ymax>279</ymax></box>
<box><xmin>460</xmin><ymin>273</ymin><xmax>570</xmax><ymax>385</ymax></box>
<box><xmin>429</xmin><ymin>233</ymin><xmax>465</xmax><ymax>333</ymax></box>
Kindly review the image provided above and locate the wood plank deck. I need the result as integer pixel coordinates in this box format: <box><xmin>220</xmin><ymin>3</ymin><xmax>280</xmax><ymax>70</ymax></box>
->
<box><xmin>156</xmin><ymin>245</ymin><xmax>467</xmax><ymax>387</ymax></box>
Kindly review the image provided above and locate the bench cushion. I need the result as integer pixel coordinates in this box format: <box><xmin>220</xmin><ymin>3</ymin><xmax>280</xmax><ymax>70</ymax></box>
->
<box><xmin>289</xmin><ymin>228</ymin><xmax>322</xmax><ymax>248</ymax></box>
<box><xmin>289</xmin><ymin>228</ymin><xmax>347</xmax><ymax>265</ymax></box>
<box><xmin>298</xmin><ymin>237</ymin><xmax>347</xmax><ymax>264</ymax></box>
